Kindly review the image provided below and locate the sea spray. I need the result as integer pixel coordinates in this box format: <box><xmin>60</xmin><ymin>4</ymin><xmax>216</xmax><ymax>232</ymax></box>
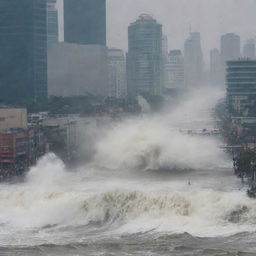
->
<box><xmin>93</xmin><ymin>87</ymin><xmax>229</xmax><ymax>171</ymax></box>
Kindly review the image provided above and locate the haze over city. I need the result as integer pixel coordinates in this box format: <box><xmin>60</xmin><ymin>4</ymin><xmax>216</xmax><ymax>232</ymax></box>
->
<box><xmin>56</xmin><ymin>0</ymin><xmax>256</xmax><ymax>58</ymax></box>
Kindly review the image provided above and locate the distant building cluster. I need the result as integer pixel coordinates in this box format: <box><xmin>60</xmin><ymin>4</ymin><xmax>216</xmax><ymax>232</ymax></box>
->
<box><xmin>0</xmin><ymin>0</ymin><xmax>255</xmax><ymax>114</ymax></box>
<box><xmin>0</xmin><ymin>0</ymin><xmax>256</xmax><ymax>181</ymax></box>
<box><xmin>207</xmin><ymin>32</ymin><xmax>256</xmax><ymax>117</ymax></box>
<box><xmin>209</xmin><ymin>33</ymin><xmax>256</xmax><ymax>117</ymax></box>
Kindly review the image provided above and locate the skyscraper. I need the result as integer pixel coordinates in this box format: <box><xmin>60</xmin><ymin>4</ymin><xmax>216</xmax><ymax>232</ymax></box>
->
<box><xmin>243</xmin><ymin>39</ymin><xmax>255</xmax><ymax>59</ymax></box>
<box><xmin>108</xmin><ymin>49</ymin><xmax>127</xmax><ymax>99</ymax></box>
<box><xmin>164</xmin><ymin>50</ymin><xmax>184</xmax><ymax>89</ymax></box>
<box><xmin>127</xmin><ymin>14</ymin><xmax>163</xmax><ymax>98</ymax></box>
<box><xmin>47</xmin><ymin>0</ymin><xmax>59</xmax><ymax>45</ymax></box>
<box><xmin>220</xmin><ymin>33</ymin><xmax>240</xmax><ymax>85</ymax></box>
<box><xmin>221</xmin><ymin>33</ymin><xmax>240</xmax><ymax>62</ymax></box>
<box><xmin>49</xmin><ymin>0</ymin><xmax>108</xmax><ymax>98</ymax></box>
<box><xmin>210</xmin><ymin>48</ymin><xmax>222</xmax><ymax>86</ymax></box>
<box><xmin>184</xmin><ymin>32</ymin><xmax>204</xmax><ymax>87</ymax></box>
<box><xmin>64</xmin><ymin>0</ymin><xmax>106</xmax><ymax>45</ymax></box>
<box><xmin>0</xmin><ymin>0</ymin><xmax>47</xmax><ymax>105</ymax></box>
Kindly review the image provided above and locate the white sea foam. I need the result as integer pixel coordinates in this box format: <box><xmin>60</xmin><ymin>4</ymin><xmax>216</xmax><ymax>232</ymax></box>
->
<box><xmin>0</xmin><ymin>185</ymin><xmax>255</xmax><ymax>239</ymax></box>
<box><xmin>93</xmin><ymin>87</ymin><xmax>230</xmax><ymax>171</ymax></box>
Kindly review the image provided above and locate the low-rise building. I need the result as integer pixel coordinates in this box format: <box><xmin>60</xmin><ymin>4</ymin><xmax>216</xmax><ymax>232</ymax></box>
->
<box><xmin>0</xmin><ymin>108</ymin><xmax>46</xmax><ymax>179</ymax></box>
<box><xmin>0</xmin><ymin>108</ymin><xmax>27</xmax><ymax>132</ymax></box>
<box><xmin>42</xmin><ymin>116</ymin><xmax>103</xmax><ymax>161</ymax></box>
<box><xmin>0</xmin><ymin>128</ymin><xmax>39</xmax><ymax>178</ymax></box>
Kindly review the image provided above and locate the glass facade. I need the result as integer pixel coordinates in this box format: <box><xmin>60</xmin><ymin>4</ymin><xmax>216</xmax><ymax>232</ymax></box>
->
<box><xmin>127</xmin><ymin>14</ymin><xmax>163</xmax><ymax>98</ymax></box>
<box><xmin>0</xmin><ymin>0</ymin><xmax>47</xmax><ymax>105</ymax></box>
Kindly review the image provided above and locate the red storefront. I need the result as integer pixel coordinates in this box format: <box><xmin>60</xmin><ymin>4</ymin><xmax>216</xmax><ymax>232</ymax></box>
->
<box><xmin>0</xmin><ymin>134</ymin><xmax>15</xmax><ymax>164</ymax></box>
<box><xmin>0</xmin><ymin>131</ymin><xmax>32</xmax><ymax>178</ymax></box>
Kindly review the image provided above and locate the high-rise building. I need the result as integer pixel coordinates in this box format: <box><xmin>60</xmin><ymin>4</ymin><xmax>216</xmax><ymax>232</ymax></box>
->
<box><xmin>221</xmin><ymin>33</ymin><xmax>240</xmax><ymax>61</ymax></box>
<box><xmin>64</xmin><ymin>0</ymin><xmax>106</xmax><ymax>45</ymax></box>
<box><xmin>0</xmin><ymin>0</ymin><xmax>48</xmax><ymax>105</ymax></box>
<box><xmin>52</xmin><ymin>0</ymin><xmax>108</xmax><ymax>97</ymax></box>
<box><xmin>127</xmin><ymin>14</ymin><xmax>163</xmax><ymax>98</ymax></box>
<box><xmin>108</xmin><ymin>49</ymin><xmax>127</xmax><ymax>99</ymax></box>
<box><xmin>47</xmin><ymin>0</ymin><xmax>59</xmax><ymax>45</ymax></box>
<box><xmin>243</xmin><ymin>39</ymin><xmax>255</xmax><ymax>59</ymax></box>
<box><xmin>48</xmin><ymin>43</ymin><xmax>108</xmax><ymax>97</ymax></box>
<box><xmin>184</xmin><ymin>32</ymin><xmax>204</xmax><ymax>87</ymax></box>
<box><xmin>220</xmin><ymin>33</ymin><xmax>241</xmax><ymax>85</ymax></box>
<box><xmin>210</xmin><ymin>48</ymin><xmax>222</xmax><ymax>86</ymax></box>
<box><xmin>164</xmin><ymin>50</ymin><xmax>184</xmax><ymax>89</ymax></box>
<box><xmin>226</xmin><ymin>59</ymin><xmax>256</xmax><ymax>116</ymax></box>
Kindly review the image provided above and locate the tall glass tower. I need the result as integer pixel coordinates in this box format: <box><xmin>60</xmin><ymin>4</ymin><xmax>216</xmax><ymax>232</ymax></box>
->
<box><xmin>0</xmin><ymin>0</ymin><xmax>48</xmax><ymax>105</ymax></box>
<box><xmin>127</xmin><ymin>14</ymin><xmax>163</xmax><ymax>98</ymax></box>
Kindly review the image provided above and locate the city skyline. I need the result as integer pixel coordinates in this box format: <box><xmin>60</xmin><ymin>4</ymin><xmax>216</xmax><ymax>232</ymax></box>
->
<box><xmin>57</xmin><ymin>0</ymin><xmax>256</xmax><ymax>62</ymax></box>
<box><xmin>107</xmin><ymin>0</ymin><xmax>256</xmax><ymax>55</ymax></box>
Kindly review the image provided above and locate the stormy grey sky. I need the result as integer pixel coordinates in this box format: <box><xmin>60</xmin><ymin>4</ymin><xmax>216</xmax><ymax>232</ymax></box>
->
<box><xmin>58</xmin><ymin>0</ymin><xmax>256</xmax><ymax>60</ymax></box>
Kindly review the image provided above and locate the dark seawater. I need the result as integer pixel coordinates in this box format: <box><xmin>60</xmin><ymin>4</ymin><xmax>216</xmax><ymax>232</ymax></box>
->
<box><xmin>1</xmin><ymin>228</ymin><xmax>256</xmax><ymax>255</ymax></box>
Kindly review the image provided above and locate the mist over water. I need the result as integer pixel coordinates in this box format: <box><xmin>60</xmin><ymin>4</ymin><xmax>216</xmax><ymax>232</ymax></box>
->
<box><xmin>1</xmin><ymin>87</ymin><xmax>256</xmax><ymax>255</ymax></box>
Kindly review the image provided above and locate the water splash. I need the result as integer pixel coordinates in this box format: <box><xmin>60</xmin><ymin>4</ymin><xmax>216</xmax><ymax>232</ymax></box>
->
<box><xmin>93</xmin><ymin>87</ymin><xmax>229</xmax><ymax>171</ymax></box>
